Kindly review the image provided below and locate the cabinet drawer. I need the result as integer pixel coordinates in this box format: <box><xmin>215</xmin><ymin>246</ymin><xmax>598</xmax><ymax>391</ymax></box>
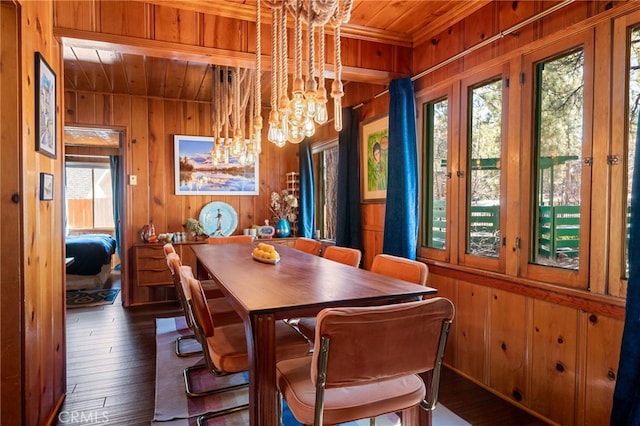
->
<box><xmin>136</xmin><ymin>268</ymin><xmax>173</xmax><ymax>287</ymax></box>
<box><xmin>134</xmin><ymin>245</ymin><xmax>172</xmax><ymax>287</ymax></box>
<box><xmin>136</xmin><ymin>253</ymin><xmax>166</xmax><ymax>269</ymax></box>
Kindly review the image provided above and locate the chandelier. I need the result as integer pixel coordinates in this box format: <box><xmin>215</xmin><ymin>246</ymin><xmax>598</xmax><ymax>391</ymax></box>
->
<box><xmin>209</xmin><ymin>64</ymin><xmax>261</xmax><ymax>166</ymax></box>
<box><xmin>257</xmin><ymin>0</ymin><xmax>353</xmax><ymax>147</ymax></box>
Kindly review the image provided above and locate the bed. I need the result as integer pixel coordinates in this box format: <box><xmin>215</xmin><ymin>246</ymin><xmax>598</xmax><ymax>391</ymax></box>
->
<box><xmin>65</xmin><ymin>233</ymin><xmax>117</xmax><ymax>290</ymax></box>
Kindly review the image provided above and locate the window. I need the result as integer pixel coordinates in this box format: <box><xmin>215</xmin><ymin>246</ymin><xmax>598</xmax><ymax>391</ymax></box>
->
<box><xmin>520</xmin><ymin>33</ymin><xmax>592</xmax><ymax>289</ymax></box>
<box><xmin>467</xmin><ymin>78</ymin><xmax>503</xmax><ymax>259</ymax></box>
<box><xmin>532</xmin><ymin>48</ymin><xmax>585</xmax><ymax>270</ymax></box>
<box><xmin>610</xmin><ymin>15</ymin><xmax>640</xmax><ymax>298</ymax></box>
<box><xmin>66</xmin><ymin>163</ymin><xmax>114</xmax><ymax>230</ymax></box>
<box><xmin>313</xmin><ymin>142</ymin><xmax>338</xmax><ymax>240</ymax></box>
<box><xmin>625</xmin><ymin>26</ymin><xmax>640</xmax><ymax>277</ymax></box>
<box><xmin>424</xmin><ymin>98</ymin><xmax>449</xmax><ymax>250</ymax></box>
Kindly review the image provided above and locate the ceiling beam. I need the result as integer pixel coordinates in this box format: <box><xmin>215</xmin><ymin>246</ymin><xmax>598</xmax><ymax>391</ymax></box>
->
<box><xmin>55</xmin><ymin>28</ymin><xmax>403</xmax><ymax>85</ymax></box>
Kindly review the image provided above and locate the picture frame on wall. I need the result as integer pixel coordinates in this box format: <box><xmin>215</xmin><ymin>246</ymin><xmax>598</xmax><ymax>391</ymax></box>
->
<box><xmin>40</xmin><ymin>173</ymin><xmax>54</xmax><ymax>201</ymax></box>
<box><xmin>174</xmin><ymin>134</ymin><xmax>259</xmax><ymax>196</ymax></box>
<box><xmin>360</xmin><ymin>114</ymin><xmax>389</xmax><ymax>203</ymax></box>
<box><xmin>35</xmin><ymin>52</ymin><xmax>57</xmax><ymax>159</ymax></box>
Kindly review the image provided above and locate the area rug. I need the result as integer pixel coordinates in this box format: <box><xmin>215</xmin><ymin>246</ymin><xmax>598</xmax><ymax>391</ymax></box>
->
<box><xmin>66</xmin><ymin>288</ymin><xmax>120</xmax><ymax>308</ymax></box>
<box><xmin>152</xmin><ymin>317</ymin><xmax>469</xmax><ymax>426</ymax></box>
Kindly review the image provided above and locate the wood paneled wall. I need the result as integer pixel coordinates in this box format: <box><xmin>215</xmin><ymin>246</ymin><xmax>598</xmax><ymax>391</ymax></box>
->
<box><xmin>431</xmin><ymin>273</ymin><xmax>624</xmax><ymax>425</ymax></box>
<box><xmin>65</xmin><ymin>91</ymin><xmax>298</xmax><ymax>305</ymax></box>
<box><xmin>370</xmin><ymin>2</ymin><xmax>630</xmax><ymax>425</ymax></box>
<box><xmin>0</xmin><ymin>1</ymin><xmax>66</xmax><ymax>425</ymax></box>
<box><xmin>50</xmin><ymin>1</ymin><xmax>637</xmax><ymax>425</ymax></box>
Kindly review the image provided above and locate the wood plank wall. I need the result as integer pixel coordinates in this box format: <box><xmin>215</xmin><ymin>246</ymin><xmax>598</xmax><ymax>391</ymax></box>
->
<box><xmin>0</xmin><ymin>3</ymin><xmax>23</xmax><ymax>424</ymax></box>
<box><xmin>0</xmin><ymin>1</ymin><xmax>66</xmax><ymax>425</ymax></box>
<box><xmin>395</xmin><ymin>1</ymin><xmax>631</xmax><ymax>425</ymax></box>
<box><xmin>51</xmin><ymin>1</ymin><xmax>636</xmax><ymax>425</ymax></box>
<box><xmin>64</xmin><ymin>91</ymin><xmax>298</xmax><ymax>305</ymax></box>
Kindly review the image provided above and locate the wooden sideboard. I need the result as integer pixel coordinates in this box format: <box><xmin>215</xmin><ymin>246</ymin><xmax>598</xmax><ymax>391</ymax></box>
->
<box><xmin>133</xmin><ymin>241</ymin><xmax>204</xmax><ymax>287</ymax></box>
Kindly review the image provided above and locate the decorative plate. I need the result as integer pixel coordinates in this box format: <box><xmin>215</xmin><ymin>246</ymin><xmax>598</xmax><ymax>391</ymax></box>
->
<box><xmin>257</xmin><ymin>225</ymin><xmax>275</xmax><ymax>239</ymax></box>
<box><xmin>252</xmin><ymin>253</ymin><xmax>280</xmax><ymax>264</ymax></box>
<box><xmin>199</xmin><ymin>201</ymin><xmax>238</xmax><ymax>237</ymax></box>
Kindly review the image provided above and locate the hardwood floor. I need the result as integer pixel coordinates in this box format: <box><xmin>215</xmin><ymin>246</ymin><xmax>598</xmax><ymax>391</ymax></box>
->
<box><xmin>57</xmin><ymin>290</ymin><xmax>549</xmax><ymax>426</ymax></box>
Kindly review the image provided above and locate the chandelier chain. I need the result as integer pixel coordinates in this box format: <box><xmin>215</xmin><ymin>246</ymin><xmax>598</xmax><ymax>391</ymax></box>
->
<box><xmin>280</xmin><ymin>7</ymin><xmax>288</xmax><ymax>99</ymax></box>
<box><xmin>270</xmin><ymin>6</ymin><xmax>278</xmax><ymax>111</ymax></box>
<box><xmin>307</xmin><ymin>2</ymin><xmax>315</xmax><ymax>83</ymax></box>
<box><xmin>294</xmin><ymin>0</ymin><xmax>303</xmax><ymax>82</ymax></box>
<box><xmin>318</xmin><ymin>25</ymin><xmax>325</xmax><ymax>90</ymax></box>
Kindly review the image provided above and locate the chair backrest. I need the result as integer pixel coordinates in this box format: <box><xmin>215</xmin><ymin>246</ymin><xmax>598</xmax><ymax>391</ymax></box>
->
<box><xmin>311</xmin><ymin>297</ymin><xmax>454</xmax><ymax>418</ymax></box>
<box><xmin>176</xmin><ymin>265</ymin><xmax>201</xmax><ymax>331</ymax></box>
<box><xmin>166</xmin><ymin>252</ymin><xmax>181</xmax><ymax>280</ymax></box>
<box><xmin>294</xmin><ymin>237</ymin><xmax>322</xmax><ymax>255</ymax></box>
<box><xmin>187</xmin><ymin>276</ymin><xmax>216</xmax><ymax>339</ymax></box>
<box><xmin>370</xmin><ymin>254</ymin><xmax>429</xmax><ymax>286</ymax></box>
<box><xmin>163</xmin><ymin>242</ymin><xmax>176</xmax><ymax>256</ymax></box>
<box><xmin>207</xmin><ymin>235</ymin><xmax>253</xmax><ymax>244</ymax></box>
<box><xmin>322</xmin><ymin>246</ymin><xmax>362</xmax><ymax>268</ymax></box>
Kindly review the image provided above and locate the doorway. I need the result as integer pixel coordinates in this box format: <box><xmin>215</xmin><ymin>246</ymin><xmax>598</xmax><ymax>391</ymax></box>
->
<box><xmin>63</xmin><ymin>126</ymin><xmax>125</xmax><ymax>306</ymax></box>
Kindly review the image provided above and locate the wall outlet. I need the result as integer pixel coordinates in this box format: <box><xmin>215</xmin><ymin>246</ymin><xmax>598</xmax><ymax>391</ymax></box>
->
<box><xmin>129</xmin><ymin>175</ymin><xmax>137</xmax><ymax>185</ymax></box>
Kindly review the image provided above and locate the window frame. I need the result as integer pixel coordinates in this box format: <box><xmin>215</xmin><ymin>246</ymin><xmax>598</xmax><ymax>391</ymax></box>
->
<box><xmin>312</xmin><ymin>139</ymin><xmax>339</xmax><ymax>242</ymax></box>
<box><xmin>418</xmin><ymin>83</ymin><xmax>457</xmax><ymax>263</ymax></box>
<box><xmin>65</xmin><ymin>160</ymin><xmax>115</xmax><ymax>231</ymax></box>
<box><xmin>518</xmin><ymin>32</ymin><xmax>594</xmax><ymax>289</ymax></box>
<box><xmin>457</xmin><ymin>63</ymin><xmax>510</xmax><ymax>273</ymax></box>
<box><xmin>607</xmin><ymin>11</ymin><xmax>640</xmax><ymax>298</ymax></box>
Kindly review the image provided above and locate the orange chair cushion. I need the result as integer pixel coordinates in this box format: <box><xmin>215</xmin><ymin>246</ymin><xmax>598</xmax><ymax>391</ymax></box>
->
<box><xmin>207</xmin><ymin>297</ymin><xmax>242</xmax><ymax>327</ymax></box>
<box><xmin>208</xmin><ymin>321</ymin><xmax>310</xmax><ymax>373</ymax></box>
<box><xmin>277</xmin><ymin>356</ymin><xmax>425</xmax><ymax>425</ymax></box>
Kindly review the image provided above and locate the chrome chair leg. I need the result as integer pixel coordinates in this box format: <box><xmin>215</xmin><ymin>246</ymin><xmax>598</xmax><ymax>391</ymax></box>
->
<box><xmin>196</xmin><ymin>403</ymin><xmax>249</xmax><ymax>426</ymax></box>
<box><xmin>175</xmin><ymin>333</ymin><xmax>202</xmax><ymax>357</ymax></box>
<box><xmin>183</xmin><ymin>364</ymin><xmax>249</xmax><ymax>398</ymax></box>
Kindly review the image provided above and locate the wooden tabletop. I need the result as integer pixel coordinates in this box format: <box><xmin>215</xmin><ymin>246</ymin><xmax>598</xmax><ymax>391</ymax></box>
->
<box><xmin>191</xmin><ymin>242</ymin><xmax>436</xmax><ymax>318</ymax></box>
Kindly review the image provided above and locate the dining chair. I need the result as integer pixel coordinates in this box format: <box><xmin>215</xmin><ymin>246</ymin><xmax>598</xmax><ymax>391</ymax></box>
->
<box><xmin>295</xmin><ymin>246</ymin><xmax>362</xmax><ymax>341</ymax></box>
<box><xmin>322</xmin><ymin>245</ymin><xmax>362</xmax><ymax>267</ymax></box>
<box><xmin>371</xmin><ymin>253</ymin><xmax>429</xmax><ymax>286</ymax></box>
<box><xmin>276</xmin><ymin>297</ymin><xmax>455</xmax><ymax>426</ymax></box>
<box><xmin>294</xmin><ymin>237</ymin><xmax>322</xmax><ymax>255</ymax></box>
<box><xmin>185</xmin><ymin>276</ymin><xmax>311</xmax><ymax>423</ymax></box>
<box><xmin>165</xmin><ymin>252</ymin><xmax>200</xmax><ymax>357</ymax></box>
<box><xmin>178</xmin><ymin>264</ymin><xmax>242</xmax><ymax>327</ymax></box>
<box><xmin>207</xmin><ymin>235</ymin><xmax>253</xmax><ymax>244</ymax></box>
<box><xmin>166</xmin><ymin>253</ymin><xmax>241</xmax><ymax>357</ymax></box>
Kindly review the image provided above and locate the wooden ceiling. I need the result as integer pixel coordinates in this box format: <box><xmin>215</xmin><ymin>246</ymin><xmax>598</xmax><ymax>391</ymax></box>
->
<box><xmin>62</xmin><ymin>0</ymin><xmax>491</xmax><ymax>102</ymax></box>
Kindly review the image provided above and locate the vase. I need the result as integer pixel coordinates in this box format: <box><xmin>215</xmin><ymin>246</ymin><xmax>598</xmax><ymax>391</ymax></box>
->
<box><xmin>275</xmin><ymin>219</ymin><xmax>291</xmax><ymax>238</ymax></box>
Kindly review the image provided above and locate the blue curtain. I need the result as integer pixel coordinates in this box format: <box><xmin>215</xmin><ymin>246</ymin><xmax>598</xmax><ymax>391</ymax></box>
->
<box><xmin>336</xmin><ymin>107</ymin><xmax>362</xmax><ymax>252</ymax></box>
<box><xmin>611</xmin><ymin>115</ymin><xmax>640</xmax><ymax>425</ymax></box>
<box><xmin>109</xmin><ymin>156</ymin><xmax>122</xmax><ymax>267</ymax></box>
<box><xmin>298</xmin><ymin>139</ymin><xmax>315</xmax><ymax>238</ymax></box>
<box><xmin>382</xmin><ymin>77</ymin><xmax>419</xmax><ymax>259</ymax></box>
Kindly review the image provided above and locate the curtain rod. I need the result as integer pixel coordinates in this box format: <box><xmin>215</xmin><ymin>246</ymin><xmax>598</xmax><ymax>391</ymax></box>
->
<box><xmin>352</xmin><ymin>0</ymin><xmax>575</xmax><ymax>110</ymax></box>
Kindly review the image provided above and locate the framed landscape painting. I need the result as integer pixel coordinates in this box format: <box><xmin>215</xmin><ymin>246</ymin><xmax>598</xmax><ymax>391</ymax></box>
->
<box><xmin>174</xmin><ymin>135</ymin><xmax>258</xmax><ymax>195</ymax></box>
<box><xmin>360</xmin><ymin>114</ymin><xmax>388</xmax><ymax>202</ymax></box>
<box><xmin>35</xmin><ymin>52</ymin><xmax>57</xmax><ymax>159</ymax></box>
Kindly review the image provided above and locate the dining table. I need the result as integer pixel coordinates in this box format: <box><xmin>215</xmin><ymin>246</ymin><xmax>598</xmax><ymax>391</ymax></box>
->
<box><xmin>191</xmin><ymin>242</ymin><xmax>438</xmax><ymax>426</ymax></box>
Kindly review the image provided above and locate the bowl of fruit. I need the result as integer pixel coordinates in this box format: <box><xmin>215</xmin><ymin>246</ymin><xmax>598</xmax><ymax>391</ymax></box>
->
<box><xmin>251</xmin><ymin>242</ymin><xmax>280</xmax><ymax>264</ymax></box>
